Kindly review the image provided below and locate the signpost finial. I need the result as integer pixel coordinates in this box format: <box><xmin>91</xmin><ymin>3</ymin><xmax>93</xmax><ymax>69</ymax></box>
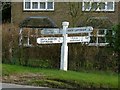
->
<box><xmin>62</xmin><ymin>22</ymin><xmax>69</xmax><ymax>27</ymax></box>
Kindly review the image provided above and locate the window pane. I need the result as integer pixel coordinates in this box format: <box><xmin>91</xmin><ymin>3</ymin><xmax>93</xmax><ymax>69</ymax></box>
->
<box><xmin>106</xmin><ymin>30</ymin><xmax>112</xmax><ymax>36</ymax></box>
<box><xmin>99</xmin><ymin>2</ymin><xmax>105</xmax><ymax>10</ymax></box>
<box><xmin>91</xmin><ymin>2</ymin><xmax>98</xmax><ymax>11</ymax></box>
<box><xmin>25</xmin><ymin>2</ymin><xmax>31</xmax><ymax>9</ymax></box>
<box><xmin>98</xmin><ymin>37</ymin><xmax>105</xmax><ymax>43</ymax></box>
<box><xmin>90</xmin><ymin>36</ymin><xmax>96</xmax><ymax>43</ymax></box>
<box><xmin>98</xmin><ymin>30</ymin><xmax>105</xmax><ymax>35</ymax></box>
<box><xmin>47</xmin><ymin>2</ymin><xmax>53</xmax><ymax>9</ymax></box>
<box><xmin>107</xmin><ymin>2</ymin><xmax>113</xmax><ymax>10</ymax></box>
<box><xmin>40</xmin><ymin>2</ymin><xmax>46</xmax><ymax>9</ymax></box>
<box><xmin>84</xmin><ymin>2</ymin><xmax>90</xmax><ymax>10</ymax></box>
<box><xmin>32</xmin><ymin>2</ymin><xmax>38</xmax><ymax>9</ymax></box>
<box><xmin>106</xmin><ymin>30</ymin><xmax>113</xmax><ymax>42</ymax></box>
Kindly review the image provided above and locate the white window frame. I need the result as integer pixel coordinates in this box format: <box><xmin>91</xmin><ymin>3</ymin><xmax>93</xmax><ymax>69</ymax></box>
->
<box><xmin>82</xmin><ymin>0</ymin><xmax>115</xmax><ymax>12</ymax></box>
<box><xmin>23</xmin><ymin>0</ymin><xmax>54</xmax><ymax>11</ymax></box>
<box><xmin>89</xmin><ymin>29</ymin><xmax>111</xmax><ymax>46</ymax></box>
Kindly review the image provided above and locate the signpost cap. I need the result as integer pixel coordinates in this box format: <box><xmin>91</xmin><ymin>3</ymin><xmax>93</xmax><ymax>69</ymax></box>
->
<box><xmin>62</xmin><ymin>21</ymin><xmax>69</xmax><ymax>26</ymax></box>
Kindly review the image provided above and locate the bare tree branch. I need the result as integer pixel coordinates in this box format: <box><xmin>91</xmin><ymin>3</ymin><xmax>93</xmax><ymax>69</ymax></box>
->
<box><xmin>0</xmin><ymin>1</ymin><xmax>11</xmax><ymax>11</ymax></box>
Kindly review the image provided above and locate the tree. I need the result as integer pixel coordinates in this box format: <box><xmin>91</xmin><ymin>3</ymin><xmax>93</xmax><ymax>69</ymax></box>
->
<box><xmin>106</xmin><ymin>23</ymin><xmax>120</xmax><ymax>72</ymax></box>
<box><xmin>67</xmin><ymin>2</ymin><xmax>83</xmax><ymax>27</ymax></box>
<box><xmin>0</xmin><ymin>2</ymin><xmax>11</xmax><ymax>23</ymax></box>
<box><xmin>106</xmin><ymin>23</ymin><xmax>120</xmax><ymax>54</ymax></box>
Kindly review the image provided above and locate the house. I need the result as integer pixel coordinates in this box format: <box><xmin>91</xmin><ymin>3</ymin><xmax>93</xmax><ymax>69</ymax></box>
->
<box><xmin>11</xmin><ymin>0</ymin><xmax>120</xmax><ymax>46</ymax></box>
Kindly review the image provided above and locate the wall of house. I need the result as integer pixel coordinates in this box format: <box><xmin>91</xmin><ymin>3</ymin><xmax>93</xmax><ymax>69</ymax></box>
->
<box><xmin>11</xmin><ymin>2</ymin><xmax>70</xmax><ymax>27</ymax></box>
<box><xmin>118</xmin><ymin>1</ymin><xmax>120</xmax><ymax>23</ymax></box>
<box><xmin>11</xmin><ymin>2</ymin><xmax>119</xmax><ymax>28</ymax></box>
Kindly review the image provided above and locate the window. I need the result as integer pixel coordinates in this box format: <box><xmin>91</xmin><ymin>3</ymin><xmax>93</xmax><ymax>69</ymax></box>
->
<box><xmin>23</xmin><ymin>0</ymin><xmax>54</xmax><ymax>11</ymax></box>
<box><xmin>99</xmin><ymin>2</ymin><xmax>105</xmax><ymax>10</ymax></box>
<box><xmin>84</xmin><ymin>2</ymin><xmax>90</xmax><ymax>10</ymax></box>
<box><xmin>98</xmin><ymin>37</ymin><xmax>105</xmax><ymax>43</ymax></box>
<box><xmin>107</xmin><ymin>2</ymin><xmax>114</xmax><ymax>10</ymax></box>
<box><xmin>82</xmin><ymin>0</ymin><xmax>115</xmax><ymax>11</ymax></box>
<box><xmin>47</xmin><ymin>2</ymin><xmax>53</xmax><ymax>9</ymax></box>
<box><xmin>91</xmin><ymin>2</ymin><xmax>98</xmax><ymax>11</ymax></box>
<box><xmin>25</xmin><ymin>0</ymin><xmax>31</xmax><ymax>9</ymax></box>
<box><xmin>89</xmin><ymin>29</ymin><xmax>112</xmax><ymax>46</ymax></box>
<box><xmin>32</xmin><ymin>2</ymin><xmax>38</xmax><ymax>9</ymax></box>
<box><xmin>98</xmin><ymin>29</ymin><xmax>105</xmax><ymax>35</ymax></box>
<box><xmin>40</xmin><ymin>2</ymin><xmax>46</xmax><ymax>9</ymax></box>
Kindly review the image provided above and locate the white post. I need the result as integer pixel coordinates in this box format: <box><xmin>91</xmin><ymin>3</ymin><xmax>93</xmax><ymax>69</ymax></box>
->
<box><xmin>27</xmin><ymin>30</ymin><xmax>30</xmax><ymax>46</ymax></box>
<box><xmin>19</xmin><ymin>28</ymin><xmax>23</xmax><ymax>46</ymax></box>
<box><xmin>60</xmin><ymin>22</ymin><xmax>69</xmax><ymax>71</ymax></box>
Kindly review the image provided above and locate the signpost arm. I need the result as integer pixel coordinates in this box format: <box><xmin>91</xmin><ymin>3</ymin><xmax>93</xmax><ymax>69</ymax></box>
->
<box><xmin>60</xmin><ymin>22</ymin><xmax>69</xmax><ymax>71</ymax></box>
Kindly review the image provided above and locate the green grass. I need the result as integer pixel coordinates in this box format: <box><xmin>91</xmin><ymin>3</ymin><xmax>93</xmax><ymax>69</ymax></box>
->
<box><xmin>1</xmin><ymin>64</ymin><xmax>119</xmax><ymax>89</ymax></box>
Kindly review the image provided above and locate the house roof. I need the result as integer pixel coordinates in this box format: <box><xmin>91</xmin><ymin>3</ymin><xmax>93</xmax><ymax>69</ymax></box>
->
<box><xmin>78</xmin><ymin>17</ymin><xmax>113</xmax><ymax>29</ymax></box>
<box><xmin>19</xmin><ymin>16</ymin><xmax>58</xmax><ymax>28</ymax></box>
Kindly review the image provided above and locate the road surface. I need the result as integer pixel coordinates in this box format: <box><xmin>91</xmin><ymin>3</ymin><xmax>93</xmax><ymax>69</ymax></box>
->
<box><xmin>1</xmin><ymin>83</ymin><xmax>65</xmax><ymax>90</ymax></box>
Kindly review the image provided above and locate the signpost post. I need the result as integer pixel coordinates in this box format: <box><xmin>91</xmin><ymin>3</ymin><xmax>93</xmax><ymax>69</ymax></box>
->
<box><xmin>36</xmin><ymin>22</ymin><xmax>93</xmax><ymax>71</ymax></box>
<box><xmin>60</xmin><ymin>22</ymin><xmax>69</xmax><ymax>71</ymax></box>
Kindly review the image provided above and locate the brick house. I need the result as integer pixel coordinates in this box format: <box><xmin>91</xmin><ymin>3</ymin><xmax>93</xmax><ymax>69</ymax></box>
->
<box><xmin>11</xmin><ymin>0</ymin><xmax>120</xmax><ymax>46</ymax></box>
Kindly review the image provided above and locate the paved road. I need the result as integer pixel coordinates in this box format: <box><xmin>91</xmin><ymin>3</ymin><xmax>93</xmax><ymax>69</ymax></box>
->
<box><xmin>2</xmin><ymin>83</ymin><xmax>46</xmax><ymax>88</ymax></box>
<box><xmin>1</xmin><ymin>83</ymin><xmax>65</xmax><ymax>90</ymax></box>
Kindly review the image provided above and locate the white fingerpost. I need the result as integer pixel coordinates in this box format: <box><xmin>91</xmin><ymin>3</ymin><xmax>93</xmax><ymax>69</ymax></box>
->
<box><xmin>60</xmin><ymin>21</ymin><xmax>69</xmax><ymax>71</ymax></box>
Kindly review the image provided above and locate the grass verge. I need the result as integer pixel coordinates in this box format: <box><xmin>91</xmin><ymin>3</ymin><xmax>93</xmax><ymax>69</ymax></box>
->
<box><xmin>1</xmin><ymin>64</ymin><xmax>119</xmax><ymax>89</ymax></box>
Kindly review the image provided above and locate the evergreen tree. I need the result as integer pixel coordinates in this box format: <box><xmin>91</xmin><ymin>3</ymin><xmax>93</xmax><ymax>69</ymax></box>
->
<box><xmin>106</xmin><ymin>23</ymin><xmax>120</xmax><ymax>72</ymax></box>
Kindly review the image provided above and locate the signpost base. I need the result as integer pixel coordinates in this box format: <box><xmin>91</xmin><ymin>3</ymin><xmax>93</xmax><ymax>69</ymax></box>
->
<box><xmin>60</xmin><ymin>45</ymin><xmax>68</xmax><ymax>71</ymax></box>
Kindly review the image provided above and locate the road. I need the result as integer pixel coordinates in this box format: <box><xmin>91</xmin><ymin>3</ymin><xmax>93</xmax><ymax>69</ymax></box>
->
<box><xmin>1</xmin><ymin>83</ymin><xmax>65</xmax><ymax>90</ymax></box>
